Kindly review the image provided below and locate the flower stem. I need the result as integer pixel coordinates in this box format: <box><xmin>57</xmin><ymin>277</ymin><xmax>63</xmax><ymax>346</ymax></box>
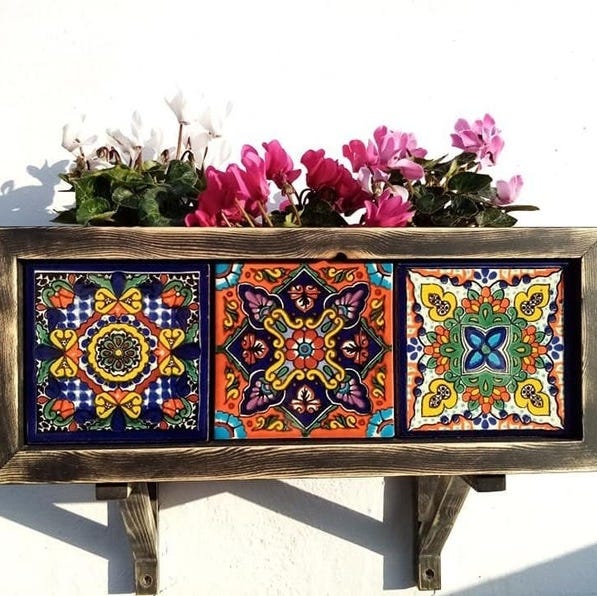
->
<box><xmin>221</xmin><ymin>212</ymin><xmax>233</xmax><ymax>227</ymax></box>
<box><xmin>258</xmin><ymin>202</ymin><xmax>274</xmax><ymax>227</ymax></box>
<box><xmin>283</xmin><ymin>183</ymin><xmax>302</xmax><ymax>225</ymax></box>
<box><xmin>235</xmin><ymin>199</ymin><xmax>256</xmax><ymax>227</ymax></box>
<box><xmin>175</xmin><ymin>123</ymin><xmax>184</xmax><ymax>160</ymax></box>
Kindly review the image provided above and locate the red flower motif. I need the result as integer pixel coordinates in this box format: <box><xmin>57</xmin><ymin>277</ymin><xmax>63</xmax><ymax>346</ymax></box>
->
<box><xmin>162</xmin><ymin>398</ymin><xmax>186</xmax><ymax>418</ymax></box>
<box><xmin>49</xmin><ymin>287</ymin><xmax>75</xmax><ymax>309</ymax></box>
<box><xmin>463</xmin><ymin>385</ymin><xmax>510</xmax><ymax>414</ymax></box>
<box><xmin>161</xmin><ymin>287</ymin><xmax>186</xmax><ymax>308</ymax></box>
<box><xmin>341</xmin><ymin>331</ymin><xmax>370</xmax><ymax>365</ymax></box>
<box><xmin>423</xmin><ymin>325</ymin><xmax>450</xmax><ymax>374</ymax></box>
<box><xmin>521</xmin><ymin>325</ymin><xmax>548</xmax><ymax>374</ymax></box>
<box><xmin>241</xmin><ymin>333</ymin><xmax>269</xmax><ymax>365</ymax></box>
<box><xmin>284</xmin><ymin>328</ymin><xmax>325</xmax><ymax>369</ymax></box>
<box><xmin>51</xmin><ymin>399</ymin><xmax>75</xmax><ymax>419</ymax></box>
<box><xmin>462</xmin><ymin>286</ymin><xmax>510</xmax><ymax>314</ymax></box>
<box><xmin>287</xmin><ymin>284</ymin><xmax>320</xmax><ymax>312</ymax></box>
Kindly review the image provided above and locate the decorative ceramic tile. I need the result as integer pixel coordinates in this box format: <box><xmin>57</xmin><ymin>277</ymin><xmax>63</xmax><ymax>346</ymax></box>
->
<box><xmin>25</xmin><ymin>263</ymin><xmax>209</xmax><ymax>443</ymax></box>
<box><xmin>404</xmin><ymin>265</ymin><xmax>566</xmax><ymax>434</ymax></box>
<box><xmin>214</xmin><ymin>262</ymin><xmax>394</xmax><ymax>439</ymax></box>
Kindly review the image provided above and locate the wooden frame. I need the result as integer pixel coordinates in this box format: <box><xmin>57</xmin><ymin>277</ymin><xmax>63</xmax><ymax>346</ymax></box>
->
<box><xmin>1</xmin><ymin>226</ymin><xmax>596</xmax><ymax>484</ymax></box>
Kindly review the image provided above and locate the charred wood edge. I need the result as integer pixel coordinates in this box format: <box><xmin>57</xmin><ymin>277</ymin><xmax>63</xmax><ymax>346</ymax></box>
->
<box><xmin>96</xmin><ymin>482</ymin><xmax>158</xmax><ymax>595</ymax></box>
<box><xmin>416</xmin><ymin>475</ymin><xmax>505</xmax><ymax>590</ymax></box>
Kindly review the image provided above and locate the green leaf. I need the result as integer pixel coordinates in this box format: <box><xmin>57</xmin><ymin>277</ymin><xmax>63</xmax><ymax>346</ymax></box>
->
<box><xmin>37</xmin><ymin>360</ymin><xmax>52</xmax><ymax>385</ymax></box>
<box><xmin>185</xmin><ymin>323</ymin><xmax>199</xmax><ymax>343</ymax></box>
<box><xmin>448</xmin><ymin>172</ymin><xmax>492</xmax><ymax>193</ymax></box>
<box><xmin>467</xmin><ymin>289</ymin><xmax>480</xmax><ymax>300</ymax></box>
<box><xmin>476</xmin><ymin>207</ymin><xmax>517</xmax><ymax>227</ymax></box>
<box><xmin>184</xmin><ymin>360</ymin><xmax>198</xmax><ymax>385</ymax></box>
<box><xmin>451</xmin><ymin>195</ymin><xmax>479</xmax><ymax>218</ymax></box>
<box><xmin>138</xmin><ymin>188</ymin><xmax>172</xmax><ymax>226</ymax></box>
<box><xmin>87</xmin><ymin>274</ymin><xmax>114</xmax><ymax>291</ymax></box>
<box><xmin>300</xmin><ymin>196</ymin><xmax>347</xmax><ymax>227</ymax></box>
<box><xmin>468</xmin><ymin>399</ymin><xmax>480</xmax><ymax>411</ymax></box>
<box><xmin>123</xmin><ymin>274</ymin><xmax>149</xmax><ymax>292</ymax></box>
<box><xmin>52</xmin><ymin>208</ymin><xmax>78</xmax><ymax>224</ymax></box>
<box><xmin>87</xmin><ymin>210</ymin><xmax>117</xmax><ymax>224</ymax></box>
<box><xmin>36</xmin><ymin>322</ymin><xmax>50</xmax><ymax>346</ymax></box>
<box><xmin>414</xmin><ymin>189</ymin><xmax>449</xmax><ymax>214</ymax></box>
<box><xmin>165</xmin><ymin>160</ymin><xmax>199</xmax><ymax>196</ymax></box>
<box><xmin>112</xmin><ymin>186</ymin><xmax>140</xmax><ymax>208</ymax></box>
<box><xmin>493</xmin><ymin>289</ymin><xmax>505</xmax><ymax>300</ymax></box>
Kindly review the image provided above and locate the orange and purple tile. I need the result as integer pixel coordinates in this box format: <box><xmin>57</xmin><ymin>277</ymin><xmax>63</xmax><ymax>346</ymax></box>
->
<box><xmin>213</xmin><ymin>262</ymin><xmax>394</xmax><ymax>439</ymax></box>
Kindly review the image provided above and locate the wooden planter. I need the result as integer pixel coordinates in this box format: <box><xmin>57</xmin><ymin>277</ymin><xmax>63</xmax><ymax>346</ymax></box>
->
<box><xmin>1</xmin><ymin>226</ymin><xmax>595</xmax><ymax>592</ymax></box>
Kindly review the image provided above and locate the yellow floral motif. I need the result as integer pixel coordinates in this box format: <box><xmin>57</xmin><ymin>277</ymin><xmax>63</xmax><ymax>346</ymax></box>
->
<box><xmin>87</xmin><ymin>323</ymin><xmax>150</xmax><ymax>383</ymax></box>
<box><xmin>372</xmin><ymin>368</ymin><xmax>386</xmax><ymax>400</ymax></box>
<box><xmin>514</xmin><ymin>284</ymin><xmax>550</xmax><ymax>322</ymax></box>
<box><xmin>94</xmin><ymin>287</ymin><xmax>142</xmax><ymax>315</ymax></box>
<box><xmin>254</xmin><ymin>415</ymin><xmax>287</xmax><ymax>431</ymax></box>
<box><xmin>251</xmin><ymin>267</ymin><xmax>287</xmax><ymax>282</ymax></box>
<box><xmin>95</xmin><ymin>390</ymin><xmax>142</xmax><ymax>420</ymax></box>
<box><xmin>420</xmin><ymin>284</ymin><xmax>457</xmax><ymax>322</ymax></box>
<box><xmin>157</xmin><ymin>328</ymin><xmax>185</xmax><ymax>376</ymax></box>
<box><xmin>49</xmin><ymin>329</ymin><xmax>80</xmax><ymax>378</ymax></box>
<box><xmin>327</xmin><ymin>414</ymin><xmax>358</xmax><ymax>429</ymax></box>
<box><xmin>514</xmin><ymin>378</ymin><xmax>550</xmax><ymax>416</ymax></box>
<box><xmin>224</xmin><ymin>368</ymin><xmax>240</xmax><ymax>402</ymax></box>
<box><xmin>421</xmin><ymin>379</ymin><xmax>457</xmax><ymax>417</ymax></box>
<box><xmin>264</xmin><ymin>308</ymin><xmax>346</xmax><ymax>391</ymax></box>
<box><xmin>223</xmin><ymin>297</ymin><xmax>239</xmax><ymax>331</ymax></box>
<box><xmin>321</xmin><ymin>266</ymin><xmax>356</xmax><ymax>282</ymax></box>
<box><xmin>370</xmin><ymin>297</ymin><xmax>386</xmax><ymax>330</ymax></box>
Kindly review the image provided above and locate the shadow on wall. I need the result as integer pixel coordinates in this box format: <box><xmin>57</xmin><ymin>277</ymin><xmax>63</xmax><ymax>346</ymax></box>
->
<box><xmin>3</xmin><ymin>479</ymin><xmax>595</xmax><ymax>595</ymax></box>
<box><xmin>0</xmin><ymin>160</ymin><xmax>69</xmax><ymax>225</ymax></box>
<box><xmin>0</xmin><ymin>478</ymin><xmax>415</xmax><ymax>594</ymax></box>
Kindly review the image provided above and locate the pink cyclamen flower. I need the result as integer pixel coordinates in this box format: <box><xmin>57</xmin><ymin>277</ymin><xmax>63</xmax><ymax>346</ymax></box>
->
<box><xmin>262</xmin><ymin>140</ymin><xmax>301</xmax><ymax>189</ymax></box>
<box><xmin>232</xmin><ymin>145</ymin><xmax>270</xmax><ymax>217</ymax></box>
<box><xmin>301</xmin><ymin>149</ymin><xmax>368</xmax><ymax>215</ymax></box>
<box><xmin>342</xmin><ymin>139</ymin><xmax>378</xmax><ymax>172</ymax></box>
<box><xmin>185</xmin><ymin>166</ymin><xmax>246</xmax><ymax>227</ymax></box>
<box><xmin>362</xmin><ymin>187</ymin><xmax>414</xmax><ymax>227</ymax></box>
<box><xmin>495</xmin><ymin>175</ymin><xmax>523</xmax><ymax>205</ymax></box>
<box><xmin>451</xmin><ymin>114</ymin><xmax>504</xmax><ymax>166</ymax></box>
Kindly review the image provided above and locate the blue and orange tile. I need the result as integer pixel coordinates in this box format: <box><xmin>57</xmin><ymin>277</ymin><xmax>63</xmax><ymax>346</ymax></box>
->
<box><xmin>24</xmin><ymin>262</ymin><xmax>209</xmax><ymax>443</ymax></box>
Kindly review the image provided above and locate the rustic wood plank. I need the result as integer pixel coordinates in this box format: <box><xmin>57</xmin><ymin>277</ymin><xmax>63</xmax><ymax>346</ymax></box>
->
<box><xmin>417</xmin><ymin>476</ymin><xmax>470</xmax><ymax>590</ymax></box>
<box><xmin>119</xmin><ymin>482</ymin><xmax>159</xmax><ymax>595</ymax></box>
<box><xmin>0</xmin><ymin>234</ymin><xmax>19</xmax><ymax>466</ymax></box>
<box><xmin>2</xmin><ymin>226</ymin><xmax>596</xmax><ymax>260</ymax></box>
<box><xmin>96</xmin><ymin>482</ymin><xmax>131</xmax><ymax>500</ymax></box>
<box><xmin>1</xmin><ymin>227</ymin><xmax>597</xmax><ymax>483</ymax></box>
<box><xmin>462</xmin><ymin>475</ymin><xmax>506</xmax><ymax>492</ymax></box>
<box><xmin>0</xmin><ymin>441</ymin><xmax>595</xmax><ymax>483</ymax></box>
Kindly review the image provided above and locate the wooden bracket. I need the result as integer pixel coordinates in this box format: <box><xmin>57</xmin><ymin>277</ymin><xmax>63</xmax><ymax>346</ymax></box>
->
<box><xmin>416</xmin><ymin>475</ymin><xmax>506</xmax><ymax>590</ymax></box>
<box><xmin>96</xmin><ymin>482</ymin><xmax>159</xmax><ymax>595</ymax></box>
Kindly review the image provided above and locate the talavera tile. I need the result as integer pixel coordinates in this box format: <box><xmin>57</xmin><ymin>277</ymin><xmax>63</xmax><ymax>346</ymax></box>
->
<box><xmin>25</xmin><ymin>263</ymin><xmax>209</xmax><ymax>443</ymax></box>
<box><xmin>213</xmin><ymin>262</ymin><xmax>394</xmax><ymax>439</ymax></box>
<box><xmin>404</xmin><ymin>266</ymin><xmax>566</xmax><ymax>434</ymax></box>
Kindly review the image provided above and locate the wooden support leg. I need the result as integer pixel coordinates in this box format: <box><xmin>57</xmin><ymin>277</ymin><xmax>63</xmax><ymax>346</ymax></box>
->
<box><xmin>416</xmin><ymin>475</ymin><xmax>506</xmax><ymax>591</ymax></box>
<box><xmin>96</xmin><ymin>482</ymin><xmax>159</xmax><ymax>595</ymax></box>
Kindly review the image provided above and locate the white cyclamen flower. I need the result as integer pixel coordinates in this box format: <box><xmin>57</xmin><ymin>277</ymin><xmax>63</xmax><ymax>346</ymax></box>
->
<box><xmin>165</xmin><ymin>90</ymin><xmax>196</xmax><ymax>125</ymax></box>
<box><xmin>62</xmin><ymin>115</ymin><xmax>97</xmax><ymax>153</ymax></box>
<box><xmin>197</xmin><ymin>100</ymin><xmax>233</xmax><ymax>138</ymax></box>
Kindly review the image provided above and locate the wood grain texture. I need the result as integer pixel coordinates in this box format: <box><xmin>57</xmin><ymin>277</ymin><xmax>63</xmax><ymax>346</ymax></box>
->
<box><xmin>1</xmin><ymin>227</ymin><xmax>597</xmax><ymax>484</ymax></box>
<box><xmin>119</xmin><ymin>482</ymin><xmax>158</xmax><ymax>595</ymax></box>
<box><xmin>0</xmin><ymin>441</ymin><xmax>596</xmax><ymax>483</ymax></box>
<box><xmin>0</xmin><ymin>234</ymin><xmax>19</xmax><ymax>466</ymax></box>
<box><xmin>417</xmin><ymin>476</ymin><xmax>470</xmax><ymax>590</ymax></box>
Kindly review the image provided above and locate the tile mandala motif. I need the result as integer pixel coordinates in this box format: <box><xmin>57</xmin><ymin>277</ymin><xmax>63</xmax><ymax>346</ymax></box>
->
<box><xmin>214</xmin><ymin>262</ymin><xmax>394</xmax><ymax>439</ymax></box>
<box><xmin>406</xmin><ymin>267</ymin><xmax>565</xmax><ymax>432</ymax></box>
<box><xmin>28</xmin><ymin>267</ymin><xmax>208</xmax><ymax>442</ymax></box>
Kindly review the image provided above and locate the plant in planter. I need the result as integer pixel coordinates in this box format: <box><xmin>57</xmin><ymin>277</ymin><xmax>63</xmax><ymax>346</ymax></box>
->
<box><xmin>57</xmin><ymin>95</ymin><xmax>536</xmax><ymax>228</ymax></box>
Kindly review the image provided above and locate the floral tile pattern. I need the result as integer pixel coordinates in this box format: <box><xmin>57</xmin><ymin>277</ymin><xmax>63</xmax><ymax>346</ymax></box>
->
<box><xmin>214</xmin><ymin>262</ymin><xmax>394</xmax><ymax>439</ymax></box>
<box><xmin>25</xmin><ymin>264</ymin><xmax>209</xmax><ymax>443</ymax></box>
<box><xmin>405</xmin><ymin>266</ymin><xmax>566</xmax><ymax>433</ymax></box>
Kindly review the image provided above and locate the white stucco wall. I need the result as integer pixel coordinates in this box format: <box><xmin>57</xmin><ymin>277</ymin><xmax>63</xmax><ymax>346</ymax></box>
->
<box><xmin>1</xmin><ymin>1</ymin><xmax>597</xmax><ymax>594</ymax></box>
